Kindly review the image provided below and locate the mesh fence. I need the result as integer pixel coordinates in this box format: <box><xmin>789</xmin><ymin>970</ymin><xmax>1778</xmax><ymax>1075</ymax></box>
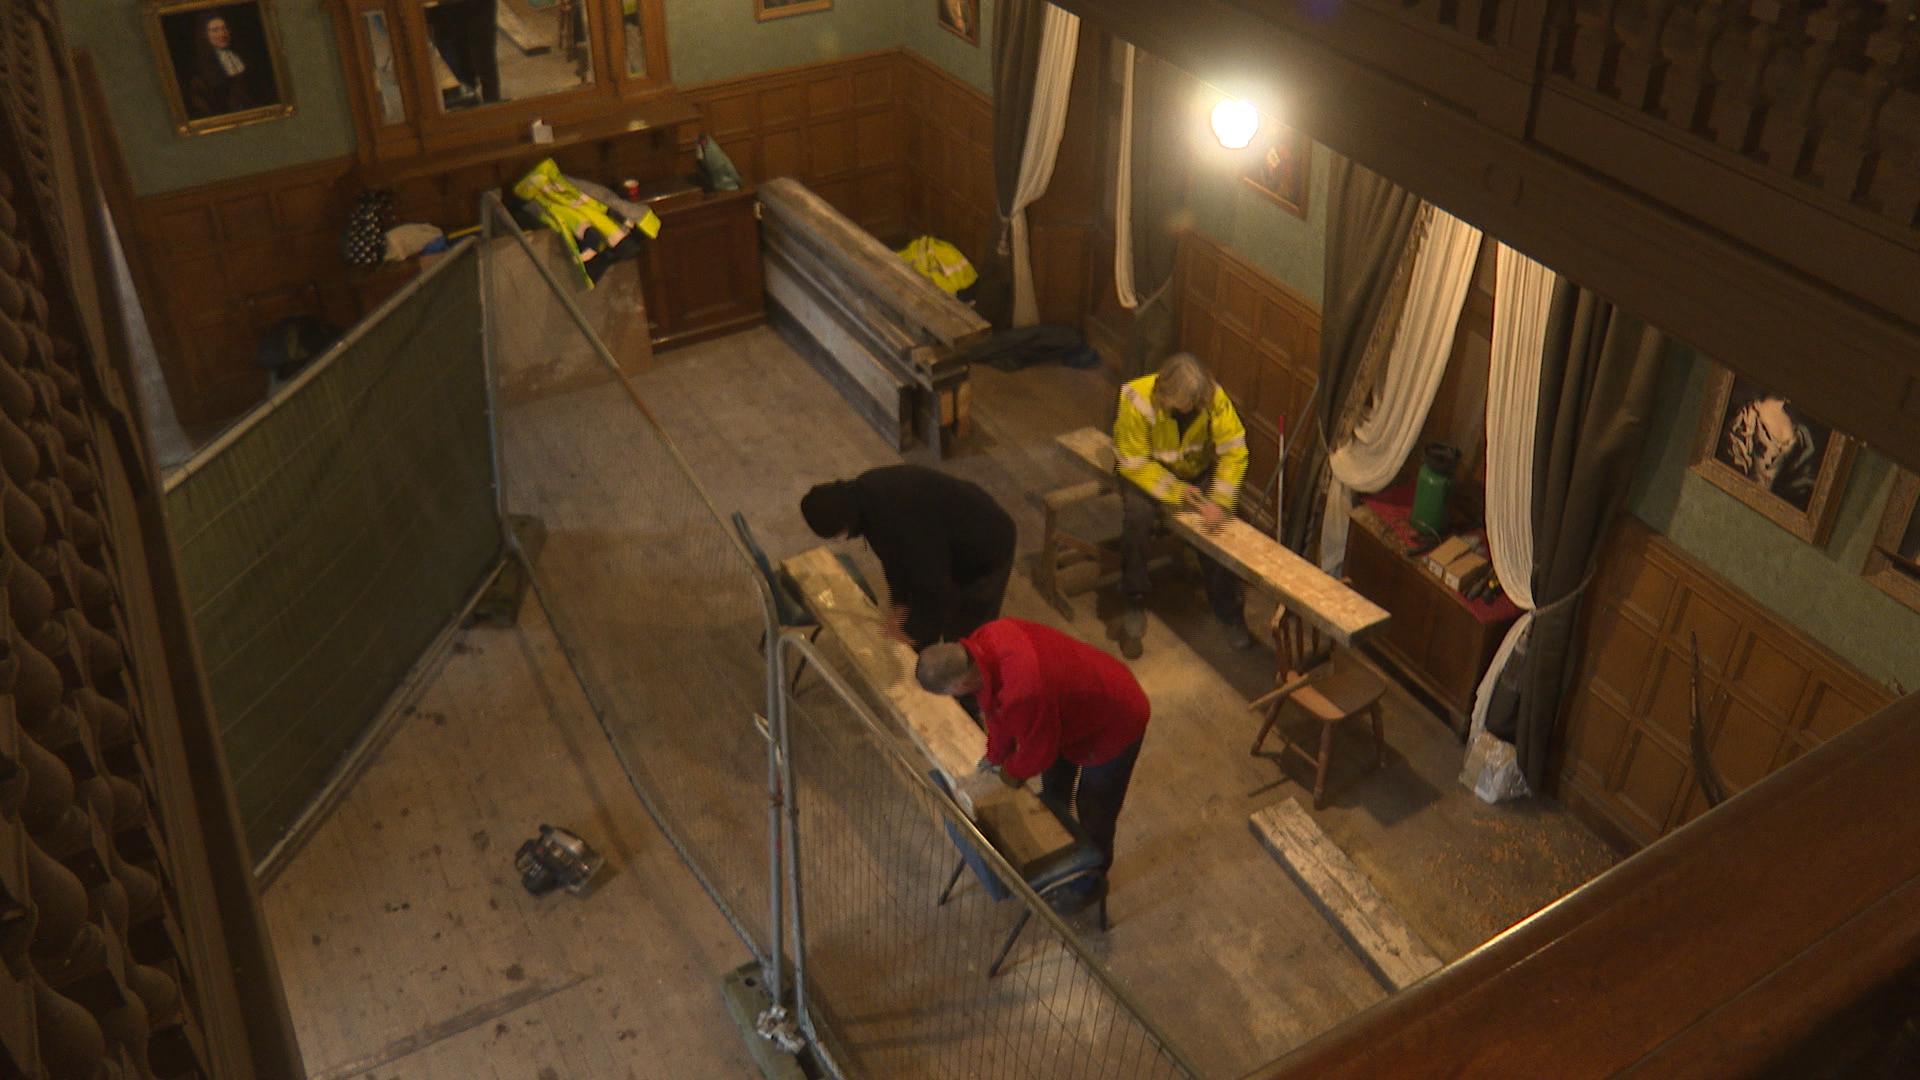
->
<box><xmin>482</xmin><ymin>197</ymin><xmax>781</xmax><ymax>964</ymax></box>
<box><xmin>776</xmin><ymin>636</ymin><xmax>1198</xmax><ymax>1080</ymax></box>
<box><xmin>481</xmin><ymin>193</ymin><xmax>1196</xmax><ymax>1078</ymax></box>
<box><xmin>165</xmin><ymin>244</ymin><xmax>501</xmax><ymax>859</ymax></box>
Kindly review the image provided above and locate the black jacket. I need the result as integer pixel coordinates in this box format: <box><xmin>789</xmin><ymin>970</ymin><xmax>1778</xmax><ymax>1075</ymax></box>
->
<box><xmin>843</xmin><ymin>466</ymin><xmax>1015</xmax><ymax>646</ymax></box>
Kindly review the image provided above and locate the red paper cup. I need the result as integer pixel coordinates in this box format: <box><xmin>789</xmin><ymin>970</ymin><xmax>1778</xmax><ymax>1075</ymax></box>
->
<box><xmin>622</xmin><ymin>179</ymin><xmax>641</xmax><ymax>201</ymax></box>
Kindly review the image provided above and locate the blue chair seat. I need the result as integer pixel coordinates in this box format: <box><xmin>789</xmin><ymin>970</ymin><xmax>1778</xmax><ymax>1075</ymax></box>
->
<box><xmin>932</xmin><ymin>772</ymin><xmax>1109</xmax><ymax>976</ymax></box>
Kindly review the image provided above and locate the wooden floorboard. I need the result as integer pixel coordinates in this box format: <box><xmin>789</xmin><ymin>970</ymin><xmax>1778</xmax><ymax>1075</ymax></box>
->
<box><xmin>261</xmin><ymin>597</ymin><xmax>759</xmax><ymax>1080</ymax></box>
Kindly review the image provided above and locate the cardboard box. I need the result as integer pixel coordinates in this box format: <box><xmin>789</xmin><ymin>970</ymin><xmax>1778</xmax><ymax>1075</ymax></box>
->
<box><xmin>1445</xmin><ymin>552</ymin><xmax>1491</xmax><ymax>594</ymax></box>
<box><xmin>1423</xmin><ymin>536</ymin><xmax>1474</xmax><ymax>578</ymax></box>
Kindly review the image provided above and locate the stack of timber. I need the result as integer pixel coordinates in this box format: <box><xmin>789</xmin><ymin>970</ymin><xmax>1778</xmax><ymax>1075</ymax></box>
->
<box><xmin>758</xmin><ymin>177</ymin><xmax>990</xmax><ymax>457</ymax></box>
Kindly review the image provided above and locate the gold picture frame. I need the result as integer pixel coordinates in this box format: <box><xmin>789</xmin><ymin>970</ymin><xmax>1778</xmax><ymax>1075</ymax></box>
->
<box><xmin>1863</xmin><ymin>470</ymin><xmax>1920</xmax><ymax>614</ymax></box>
<box><xmin>146</xmin><ymin>0</ymin><xmax>295</xmax><ymax>136</ymax></box>
<box><xmin>1240</xmin><ymin>118</ymin><xmax>1310</xmax><ymax>219</ymax></box>
<box><xmin>937</xmin><ymin>0</ymin><xmax>980</xmax><ymax>45</ymax></box>
<box><xmin>1689</xmin><ymin>364</ymin><xmax>1856</xmax><ymax>545</ymax></box>
<box><xmin>755</xmin><ymin>0</ymin><xmax>832</xmax><ymax>21</ymax></box>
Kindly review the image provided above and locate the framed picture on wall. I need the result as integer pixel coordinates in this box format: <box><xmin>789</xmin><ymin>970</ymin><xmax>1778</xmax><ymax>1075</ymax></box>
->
<box><xmin>938</xmin><ymin>0</ymin><xmax>981</xmax><ymax>44</ymax></box>
<box><xmin>1241</xmin><ymin>118</ymin><xmax>1310</xmax><ymax>219</ymax></box>
<box><xmin>146</xmin><ymin>0</ymin><xmax>295</xmax><ymax>136</ymax></box>
<box><xmin>1863</xmin><ymin>470</ymin><xmax>1920</xmax><ymax>613</ymax></box>
<box><xmin>756</xmin><ymin>0</ymin><xmax>832</xmax><ymax>21</ymax></box>
<box><xmin>1690</xmin><ymin>365</ymin><xmax>1856</xmax><ymax>545</ymax></box>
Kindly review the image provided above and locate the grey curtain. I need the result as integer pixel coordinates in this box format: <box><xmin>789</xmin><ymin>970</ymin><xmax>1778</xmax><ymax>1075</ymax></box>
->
<box><xmin>985</xmin><ymin>0</ymin><xmax>1050</xmax><ymax>328</ymax></box>
<box><xmin>1498</xmin><ymin>279</ymin><xmax>1666</xmax><ymax>788</ymax></box>
<box><xmin>1117</xmin><ymin>50</ymin><xmax>1184</xmax><ymax>379</ymax></box>
<box><xmin>1283</xmin><ymin>154</ymin><xmax>1424</xmax><ymax>553</ymax></box>
<box><xmin>993</xmin><ymin>0</ymin><xmax>1048</xmax><ymax>223</ymax></box>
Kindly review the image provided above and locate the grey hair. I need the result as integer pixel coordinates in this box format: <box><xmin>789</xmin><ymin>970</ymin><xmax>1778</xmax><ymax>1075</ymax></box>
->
<box><xmin>915</xmin><ymin>643</ymin><xmax>974</xmax><ymax>695</ymax></box>
<box><xmin>1154</xmin><ymin>352</ymin><xmax>1213</xmax><ymax>410</ymax></box>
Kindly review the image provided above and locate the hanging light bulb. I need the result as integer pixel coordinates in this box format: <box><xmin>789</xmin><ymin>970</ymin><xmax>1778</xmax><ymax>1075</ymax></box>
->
<box><xmin>1211</xmin><ymin>99</ymin><xmax>1260</xmax><ymax>150</ymax></box>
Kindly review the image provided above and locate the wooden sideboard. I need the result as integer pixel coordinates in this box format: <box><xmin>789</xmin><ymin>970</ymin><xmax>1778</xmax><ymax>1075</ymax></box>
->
<box><xmin>1343</xmin><ymin>507</ymin><xmax>1517</xmax><ymax>734</ymax></box>
<box><xmin>640</xmin><ymin>187</ymin><xmax>764</xmax><ymax>350</ymax></box>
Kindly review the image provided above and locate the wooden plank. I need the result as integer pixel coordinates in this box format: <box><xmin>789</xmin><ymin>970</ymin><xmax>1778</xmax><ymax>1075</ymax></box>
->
<box><xmin>764</xmin><ymin>224</ymin><xmax>923</xmax><ymax>374</ymax></box>
<box><xmin>495</xmin><ymin>3</ymin><xmax>552</xmax><ymax>56</ymax></box>
<box><xmin>1250</xmin><ymin>799</ymin><xmax>1444</xmax><ymax>992</ymax></box>
<box><xmin>767</xmin><ymin>306</ymin><xmax>910</xmax><ymax>450</ymax></box>
<box><xmin>1057</xmin><ymin>427</ymin><xmax>1391</xmax><ymax>646</ymax></box>
<box><xmin>759</xmin><ymin>177</ymin><xmax>990</xmax><ymax>350</ymax></box>
<box><xmin>764</xmin><ymin>254</ymin><xmax>910</xmax><ymax>426</ymax></box>
<box><xmin>783</xmin><ymin>546</ymin><xmax>985</xmax><ymax>792</ymax></box>
<box><xmin>781</xmin><ymin>547</ymin><xmax>1073</xmax><ymax>858</ymax></box>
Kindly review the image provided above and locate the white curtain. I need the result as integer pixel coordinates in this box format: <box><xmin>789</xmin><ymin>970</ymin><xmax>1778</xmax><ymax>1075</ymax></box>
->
<box><xmin>1317</xmin><ymin>207</ymin><xmax>1483</xmax><ymax>573</ymax></box>
<box><xmin>1007</xmin><ymin>5</ymin><xmax>1080</xmax><ymax>327</ymax></box>
<box><xmin>1113</xmin><ymin>41</ymin><xmax>1140</xmax><ymax>309</ymax></box>
<box><xmin>1460</xmin><ymin>243</ymin><xmax>1557</xmax><ymax>803</ymax></box>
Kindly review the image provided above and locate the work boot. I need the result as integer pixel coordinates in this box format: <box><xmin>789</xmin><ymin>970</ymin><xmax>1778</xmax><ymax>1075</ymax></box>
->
<box><xmin>1119</xmin><ymin>602</ymin><xmax>1146</xmax><ymax>660</ymax></box>
<box><xmin>1223</xmin><ymin>621</ymin><xmax>1254</xmax><ymax>650</ymax></box>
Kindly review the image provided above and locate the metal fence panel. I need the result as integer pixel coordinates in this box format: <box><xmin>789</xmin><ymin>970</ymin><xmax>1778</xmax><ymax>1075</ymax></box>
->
<box><xmin>482</xmin><ymin>197</ymin><xmax>784</xmax><ymax>969</ymax></box>
<box><xmin>165</xmin><ymin>244</ymin><xmax>501</xmax><ymax>858</ymax></box>
<box><xmin>775</xmin><ymin>634</ymin><xmax>1198</xmax><ymax>1080</ymax></box>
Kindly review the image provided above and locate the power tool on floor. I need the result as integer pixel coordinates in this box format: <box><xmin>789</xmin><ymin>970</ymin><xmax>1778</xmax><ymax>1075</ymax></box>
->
<box><xmin>515</xmin><ymin>824</ymin><xmax>605</xmax><ymax>896</ymax></box>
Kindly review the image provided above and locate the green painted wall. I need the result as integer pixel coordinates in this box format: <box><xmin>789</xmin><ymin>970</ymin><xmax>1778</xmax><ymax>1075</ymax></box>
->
<box><xmin>1189</xmin><ymin>137</ymin><xmax>1330</xmax><ymax>307</ymax></box>
<box><xmin>900</xmin><ymin>0</ymin><xmax>994</xmax><ymax>93</ymax></box>
<box><xmin>1628</xmin><ymin>342</ymin><xmax>1920</xmax><ymax>693</ymax></box>
<box><xmin>58</xmin><ymin>0</ymin><xmax>356</xmax><ymax>196</ymax></box>
<box><xmin>665</xmin><ymin>0</ymin><xmax>904</xmax><ymax>85</ymax></box>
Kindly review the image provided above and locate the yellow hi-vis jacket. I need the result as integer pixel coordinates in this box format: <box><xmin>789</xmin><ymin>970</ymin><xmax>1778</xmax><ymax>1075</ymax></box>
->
<box><xmin>1113</xmin><ymin>374</ymin><xmax>1250</xmax><ymax>510</ymax></box>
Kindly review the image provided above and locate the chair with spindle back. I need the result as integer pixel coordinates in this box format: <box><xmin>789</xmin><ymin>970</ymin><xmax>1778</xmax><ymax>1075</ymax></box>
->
<box><xmin>1248</xmin><ymin>601</ymin><xmax>1387</xmax><ymax>808</ymax></box>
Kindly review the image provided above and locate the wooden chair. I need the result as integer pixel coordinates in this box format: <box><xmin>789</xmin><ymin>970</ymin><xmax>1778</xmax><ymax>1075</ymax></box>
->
<box><xmin>1248</xmin><ymin>603</ymin><xmax>1387</xmax><ymax>808</ymax></box>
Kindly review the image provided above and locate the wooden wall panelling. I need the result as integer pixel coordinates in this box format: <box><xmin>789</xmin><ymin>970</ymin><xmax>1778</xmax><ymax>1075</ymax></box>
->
<box><xmin>1557</xmin><ymin>517</ymin><xmax>1896</xmax><ymax>851</ymax></box>
<box><xmin>901</xmin><ymin>52</ymin><xmax>996</xmax><ymax>267</ymax></box>
<box><xmin>682</xmin><ymin>52</ymin><xmax>908</xmax><ymax>242</ymax></box>
<box><xmin>130</xmin><ymin>157</ymin><xmax>358</xmax><ymax>426</ymax></box>
<box><xmin>1174</xmin><ymin>230</ymin><xmax>1323</xmax><ymax>533</ymax></box>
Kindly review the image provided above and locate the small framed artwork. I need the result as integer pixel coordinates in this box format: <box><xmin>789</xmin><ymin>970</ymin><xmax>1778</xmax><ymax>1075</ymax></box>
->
<box><xmin>756</xmin><ymin>0</ymin><xmax>832</xmax><ymax>21</ymax></box>
<box><xmin>146</xmin><ymin>1</ymin><xmax>294</xmax><ymax>136</ymax></box>
<box><xmin>1863</xmin><ymin>470</ymin><xmax>1920</xmax><ymax>613</ymax></box>
<box><xmin>1241</xmin><ymin>118</ymin><xmax>1310</xmax><ymax>219</ymax></box>
<box><xmin>938</xmin><ymin>0</ymin><xmax>980</xmax><ymax>44</ymax></box>
<box><xmin>1690</xmin><ymin>365</ymin><xmax>1856</xmax><ymax>545</ymax></box>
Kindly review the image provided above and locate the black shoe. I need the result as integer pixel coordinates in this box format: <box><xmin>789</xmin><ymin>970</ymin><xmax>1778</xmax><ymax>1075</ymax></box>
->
<box><xmin>1119</xmin><ymin>602</ymin><xmax>1146</xmax><ymax>659</ymax></box>
<box><xmin>1224</xmin><ymin>622</ymin><xmax>1254</xmax><ymax>650</ymax></box>
<box><xmin>1047</xmin><ymin>876</ymin><xmax>1107</xmax><ymax>917</ymax></box>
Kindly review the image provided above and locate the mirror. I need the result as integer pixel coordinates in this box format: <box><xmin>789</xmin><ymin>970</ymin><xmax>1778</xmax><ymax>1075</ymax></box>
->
<box><xmin>623</xmin><ymin>1</ymin><xmax>645</xmax><ymax>78</ymax></box>
<box><xmin>364</xmin><ymin>11</ymin><xmax>406</xmax><ymax>124</ymax></box>
<box><xmin>421</xmin><ymin>0</ymin><xmax>593</xmax><ymax>114</ymax></box>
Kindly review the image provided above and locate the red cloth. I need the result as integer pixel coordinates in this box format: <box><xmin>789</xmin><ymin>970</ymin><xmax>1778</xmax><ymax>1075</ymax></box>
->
<box><xmin>1360</xmin><ymin>483</ymin><xmax>1523</xmax><ymax>625</ymax></box>
<box><xmin>960</xmin><ymin>618</ymin><xmax>1150</xmax><ymax>781</ymax></box>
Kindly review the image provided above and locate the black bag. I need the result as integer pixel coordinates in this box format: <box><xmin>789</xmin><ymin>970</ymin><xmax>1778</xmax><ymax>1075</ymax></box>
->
<box><xmin>341</xmin><ymin>189</ymin><xmax>395</xmax><ymax>268</ymax></box>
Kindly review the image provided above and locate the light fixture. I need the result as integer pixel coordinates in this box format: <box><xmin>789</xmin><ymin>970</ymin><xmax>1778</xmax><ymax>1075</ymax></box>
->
<box><xmin>1210</xmin><ymin>99</ymin><xmax>1260</xmax><ymax>150</ymax></box>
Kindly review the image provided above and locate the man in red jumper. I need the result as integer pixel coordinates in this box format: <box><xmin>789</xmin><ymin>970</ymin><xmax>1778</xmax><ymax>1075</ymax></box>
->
<box><xmin>915</xmin><ymin>618</ymin><xmax>1150</xmax><ymax>910</ymax></box>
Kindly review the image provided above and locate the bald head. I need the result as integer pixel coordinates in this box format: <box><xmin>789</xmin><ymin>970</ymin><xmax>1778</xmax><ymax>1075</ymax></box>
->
<box><xmin>915</xmin><ymin>643</ymin><xmax>980</xmax><ymax>696</ymax></box>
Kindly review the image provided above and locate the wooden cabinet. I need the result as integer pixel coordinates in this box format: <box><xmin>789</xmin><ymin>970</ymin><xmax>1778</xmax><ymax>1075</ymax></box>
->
<box><xmin>639</xmin><ymin>188</ymin><xmax>766</xmax><ymax>350</ymax></box>
<box><xmin>1344</xmin><ymin>510</ymin><xmax>1517</xmax><ymax>734</ymax></box>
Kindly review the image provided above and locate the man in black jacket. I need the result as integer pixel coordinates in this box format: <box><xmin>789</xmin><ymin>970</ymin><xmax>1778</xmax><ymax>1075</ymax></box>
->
<box><xmin>800</xmin><ymin>466</ymin><xmax>1016</xmax><ymax>649</ymax></box>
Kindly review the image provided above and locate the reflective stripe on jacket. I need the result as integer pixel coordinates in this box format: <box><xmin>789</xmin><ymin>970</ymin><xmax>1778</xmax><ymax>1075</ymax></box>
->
<box><xmin>1112</xmin><ymin>373</ymin><xmax>1250</xmax><ymax>509</ymax></box>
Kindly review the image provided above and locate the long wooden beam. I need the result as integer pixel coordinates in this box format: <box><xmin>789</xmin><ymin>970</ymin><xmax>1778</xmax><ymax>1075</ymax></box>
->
<box><xmin>1057</xmin><ymin>427</ymin><xmax>1389</xmax><ymax>645</ymax></box>
<box><xmin>781</xmin><ymin>547</ymin><xmax>1072</xmax><ymax>860</ymax></box>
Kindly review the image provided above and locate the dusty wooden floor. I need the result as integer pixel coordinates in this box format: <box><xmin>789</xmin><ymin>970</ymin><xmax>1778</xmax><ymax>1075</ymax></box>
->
<box><xmin>263</xmin><ymin>324</ymin><xmax>1617</xmax><ymax>1079</ymax></box>
<box><xmin>260</xmin><ymin>597</ymin><xmax>760</xmax><ymax>1080</ymax></box>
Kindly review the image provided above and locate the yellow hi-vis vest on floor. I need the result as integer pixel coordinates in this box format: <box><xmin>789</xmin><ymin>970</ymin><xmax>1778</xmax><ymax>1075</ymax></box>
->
<box><xmin>1113</xmin><ymin>374</ymin><xmax>1250</xmax><ymax>509</ymax></box>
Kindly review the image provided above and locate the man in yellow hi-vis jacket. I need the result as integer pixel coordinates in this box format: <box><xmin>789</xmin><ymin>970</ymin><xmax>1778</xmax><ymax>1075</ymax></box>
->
<box><xmin>1113</xmin><ymin>353</ymin><xmax>1251</xmax><ymax>658</ymax></box>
